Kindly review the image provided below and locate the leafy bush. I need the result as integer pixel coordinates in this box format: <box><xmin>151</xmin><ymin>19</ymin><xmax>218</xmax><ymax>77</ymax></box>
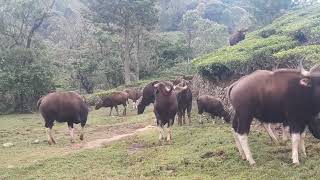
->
<box><xmin>0</xmin><ymin>48</ymin><xmax>55</xmax><ymax>113</ymax></box>
<box><xmin>193</xmin><ymin>5</ymin><xmax>320</xmax><ymax>80</ymax></box>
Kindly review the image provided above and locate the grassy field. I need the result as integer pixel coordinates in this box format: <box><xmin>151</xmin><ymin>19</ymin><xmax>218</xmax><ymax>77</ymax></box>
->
<box><xmin>1</xmin><ymin>105</ymin><xmax>320</xmax><ymax>179</ymax></box>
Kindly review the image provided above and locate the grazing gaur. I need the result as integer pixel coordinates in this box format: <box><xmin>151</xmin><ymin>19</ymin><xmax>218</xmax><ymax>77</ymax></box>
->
<box><xmin>174</xmin><ymin>80</ymin><xmax>192</xmax><ymax>125</ymax></box>
<box><xmin>37</xmin><ymin>91</ymin><xmax>89</xmax><ymax>145</ymax></box>
<box><xmin>153</xmin><ymin>81</ymin><xmax>178</xmax><ymax>142</ymax></box>
<box><xmin>229</xmin><ymin>28</ymin><xmax>248</xmax><ymax>46</ymax></box>
<box><xmin>137</xmin><ymin>81</ymin><xmax>159</xmax><ymax>114</ymax></box>
<box><xmin>95</xmin><ymin>91</ymin><xmax>129</xmax><ymax>116</ymax></box>
<box><xmin>228</xmin><ymin>61</ymin><xmax>320</xmax><ymax>165</ymax></box>
<box><xmin>124</xmin><ymin>88</ymin><xmax>142</xmax><ymax>109</ymax></box>
<box><xmin>197</xmin><ymin>95</ymin><xmax>230</xmax><ymax>124</ymax></box>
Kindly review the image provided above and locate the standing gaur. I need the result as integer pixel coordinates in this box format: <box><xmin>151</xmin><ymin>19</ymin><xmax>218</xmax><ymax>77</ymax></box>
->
<box><xmin>37</xmin><ymin>91</ymin><xmax>89</xmax><ymax>145</ymax></box>
<box><xmin>153</xmin><ymin>81</ymin><xmax>178</xmax><ymax>142</ymax></box>
<box><xmin>197</xmin><ymin>95</ymin><xmax>230</xmax><ymax>124</ymax></box>
<box><xmin>174</xmin><ymin>80</ymin><xmax>192</xmax><ymax>125</ymax></box>
<box><xmin>228</xmin><ymin>61</ymin><xmax>320</xmax><ymax>165</ymax></box>
<box><xmin>124</xmin><ymin>88</ymin><xmax>142</xmax><ymax>109</ymax></box>
<box><xmin>95</xmin><ymin>91</ymin><xmax>129</xmax><ymax>116</ymax></box>
<box><xmin>229</xmin><ymin>28</ymin><xmax>248</xmax><ymax>46</ymax></box>
<box><xmin>137</xmin><ymin>81</ymin><xmax>159</xmax><ymax>114</ymax></box>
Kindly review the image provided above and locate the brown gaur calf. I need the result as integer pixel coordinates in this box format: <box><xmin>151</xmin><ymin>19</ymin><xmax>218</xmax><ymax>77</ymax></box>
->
<box><xmin>174</xmin><ymin>80</ymin><xmax>192</xmax><ymax>125</ymax></box>
<box><xmin>124</xmin><ymin>88</ymin><xmax>142</xmax><ymax>109</ymax></box>
<box><xmin>197</xmin><ymin>95</ymin><xmax>230</xmax><ymax>124</ymax></box>
<box><xmin>95</xmin><ymin>91</ymin><xmax>129</xmax><ymax>116</ymax></box>
<box><xmin>37</xmin><ymin>91</ymin><xmax>89</xmax><ymax>145</ymax></box>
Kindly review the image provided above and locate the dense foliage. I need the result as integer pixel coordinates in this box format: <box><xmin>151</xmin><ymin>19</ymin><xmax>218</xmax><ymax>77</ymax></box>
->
<box><xmin>193</xmin><ymin>5</ymin><xmax>320</xmax><ymax>80</ymax></box>
<box><xmin>0</xmin><ymin>0</ymin><xmax>316</xmax><ymax>113</ymax></box>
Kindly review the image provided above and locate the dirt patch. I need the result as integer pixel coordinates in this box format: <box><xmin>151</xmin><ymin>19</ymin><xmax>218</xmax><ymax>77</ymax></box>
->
<box><xmin>201</xmin><ymin>150</ymin><xmax>226</xmax><ymax>159</ymax></box>
<box><xmin>67</xmin><ymin>125</ymin><xmax>155</xmax><ymax>152</ymax></box>
<box><xmin>127</xmin><ymin>143</ymin><xmax>147</xmax><ymax>155</ymax></box>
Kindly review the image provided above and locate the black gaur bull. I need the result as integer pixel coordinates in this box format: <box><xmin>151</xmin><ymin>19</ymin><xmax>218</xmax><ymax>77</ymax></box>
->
<box><xmin>153</xmin><ymin>81</ymin><xmax>188</xmax><ymax>141</ymax></box>
<box><xmin>174</xmin><ymin>80</ymin><xmax>192</xmax><ymax>126</ymax></box>
<box><xmin>197</xmin><ymin>95</ymin><xmax>230</xmax><ymax>124</ymax></box>
<box><xmin>37</xmin><ymin>91</ymin><xmax>89</xmax><ymax>145</ymax></box>
<box><xmin>137</xmin><ymin>81</ymin><xmax>159</xmax><ymax>114</ymax></box>
<box><xmin>229</xmin><ymin>28</ymin><xmax>248</xmax><ymax>46</ymax></box>
<box><xmin>228</xmin><ymin>61</ymin><xmax>320</xmax><ymax>165</ymax></box>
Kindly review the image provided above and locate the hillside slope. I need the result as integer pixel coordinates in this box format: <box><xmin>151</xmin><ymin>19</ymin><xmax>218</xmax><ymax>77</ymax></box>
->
<box><xmin>193</xmin><ymin>5</ymin><xmax>320</xmax><ymax>80</ymax></box>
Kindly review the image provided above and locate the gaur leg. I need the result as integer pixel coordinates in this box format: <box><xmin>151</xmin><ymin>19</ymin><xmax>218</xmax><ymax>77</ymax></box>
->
<box><xmin>211</xmin><ymin>115</ymin><xmax>216</xmax><ymax>124</ymax></box>
<box><xmin>232</xmin><ymin>112</ymin><xmax>245</xmax><ymax>160</ymax></box>
<box><xmin>115</xmin><ymin>105</ymin><xmax>119</xmax><ymax>116</ymax></box>
<box><xmin>263</xmin><ymin>123</ymin><xmax>279</xmax><ymax>145</ymax></box>
<box><xmin>155</xmin><ymin>111</ymin><xmax>165</xmax><ymax>141</ymax></box>
<box><xmin>45</xmin><ymin>120</ymin><xmax>56</xmax><ymax>145</ymax></box>
<box><xmin>132</xmin><ymin>100</ymin><xmax>136</xmax><ymax>109</ymax></box>
<box><xmin>182</xmin><ymin>108</ymin><xmax>187</xmax><ymax>125</ymax></box>
<box><xmin>290</xmin><ymin>121</ymin><xmax>306</xmax><ymax>165</ymax></box>
<box><xmin>291</xmin><ymin>133</ymin><xmax>301</xmax><ymax>165</ymax></box>
<box><xmin>68</xmin><ymin>122</ymin><xmax>75</xmax><ymax>143</ymax></box>
<box><xmin>187</xmin><ymin>104</ymin><xmax>192</xmax><ymax>125</ymax></box>
<box><xmin>109</xmin><ymin>106</ymin><xmax>113</xmax><ymax>116</ymax></box>
<box><xmin>282</xmin><ymin>125</ymin><xmax>290</xmax><ymax>142</ymax></box>
<box><xmin>167</xmin><ymin>118</ymin><xmax>175</xmax><ymax>141</ymax></box>
<box><xmin>234</xmin><ymin>111</ymin><xmax>255</xmax><ymax>165</ymax></box>
<box><xmin>123</xmin><ymin>103</ymin><xmax>127</xmax><ymax>116</ymax></box>
<box><xmin>177</xmin><ymin>112</ymin><xmax>182</xmax><ymax>126</ymax></box>
<box><xmin>80</xmin><ymin>121</ymin><xmax>86</xmax><ymax>141</ymax></box>
<box><xmin>299</xmin><ymin>129</ymin><xmax>307</xmax><ymax>157</ymax></box>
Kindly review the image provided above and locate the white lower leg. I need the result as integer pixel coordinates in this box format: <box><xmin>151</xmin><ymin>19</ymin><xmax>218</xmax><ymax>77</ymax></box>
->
<box><xmin>69</xmin><ymin>127</ymin><xmax>75</xmax><ymax>143</ymax></box>
<box><xmin>299</xmin><ymin>132</ymin><xmax>307</xmax><ymax>157</ymax></box>
<box><xmin>167</xmin><ymin>127</ymin><xmax>172</xmax><ymax>141</ymax></box>
<box><xmin>292</xmin><ymin>133</ymin><xmax>301</xmax><ymax>164</ymax></box>
<box><xmin>282</xmin><ymin>126</ymin><xmax>290</xmax><ymax>142</ymax></box>
<box><xmin>46</xmin><ymin>128</ymin><xmax>55</xmax><ymax>144</ymax></box>
<box><xmin>232</xmin><ymin>130</ymin><xmax>246</xmax><ymax>160</ymax></box>
<box><xmin>158</xmin><ymin>127</ymin><xmax>164</xmax><ymax>140</ymax></box>
<box><xmin>263</xmin><ymin>123</ymin><xmax>279</xmax><ymax>145</ymax></box>
<box><xmin>199</xmin><ymin>114</ymin><xmax>203</xmax><ymax>124</ymax></box>
<box><xmin>132</xmin><ymin>102</ymin><xmax>135</xmax><ymax>109</ymax></box>
<box><xmin>80</xmin><ymin>126</ymin><xmax>85</xmax><ymax>141</ymax></box>
<box><xmin>237</xmin><ymin>133</ymin><xmax>256</xmax><ymax>165</ymax></box>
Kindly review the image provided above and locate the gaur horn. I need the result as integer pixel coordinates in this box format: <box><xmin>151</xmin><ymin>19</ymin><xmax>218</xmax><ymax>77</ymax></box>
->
<box><xmin>299</xmin><ymin>60</ymin><xmax>310</xmax><ymax>77</ymax></box>
<box><xmin>165</xmin><ymin>86</ymin><xmax>171</xmax><ymax>93</ymax></box>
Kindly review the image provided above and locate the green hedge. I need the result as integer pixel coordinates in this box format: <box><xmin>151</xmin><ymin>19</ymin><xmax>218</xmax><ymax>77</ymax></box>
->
<box><xmin>193</xmin><ymin>5</ymin><xmax>320</xmax><ymax>80</ymax></box>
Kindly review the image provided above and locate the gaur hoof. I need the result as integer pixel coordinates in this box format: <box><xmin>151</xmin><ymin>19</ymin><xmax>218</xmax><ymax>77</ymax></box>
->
<box><xmin>80</xmin><ymin>134</ymin><xmax>84</xmax><ymax>141</ymax></box>
<box><xmin>249</xmin><ymin>161</ymin><xmax>256</xmax><ymax>166</ymax></box>
<box><xmin>292</xmin><ymin>162</ymin><xmax>300</xmax><ymax>166</ymax></box>
<box><xmin>48</xmin><ymin>139</ymin><xmax>56</xmax><ymax>145</ymax></box>
<box><xmin>70</xmin><ymin>139</ymin><xmax>75</xmax><ymax>143</ymax></box>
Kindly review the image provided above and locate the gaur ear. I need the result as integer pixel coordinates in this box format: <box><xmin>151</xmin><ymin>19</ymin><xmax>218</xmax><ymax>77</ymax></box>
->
<box><xmin>300</xmin><ymin>78</ymin><xmax>312</xmax><ymax>87</ymax></box>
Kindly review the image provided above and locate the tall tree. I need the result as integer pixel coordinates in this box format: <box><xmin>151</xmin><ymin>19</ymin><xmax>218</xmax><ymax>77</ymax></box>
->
<box><xmin>84</xmin><ymin>0</ymin><xmax>158</xmax><ymax>85</ymax></box>
<box><xmin>0</xmin><ymin>0</ymin><xmax>55</xmax><ymax>49</ymax></box>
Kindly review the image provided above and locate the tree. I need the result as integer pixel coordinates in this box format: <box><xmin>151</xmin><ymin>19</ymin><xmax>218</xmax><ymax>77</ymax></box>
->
<box><xmin>0</xmin><ymin>0</ymin><xmax>55</xmax><ymax>49</ymax></box>
<box><xmin>0</xmin><ymin>49</ymin><xmax>54</xmax><ymax>113</ymax></box>
<box><xmin>84</xmin><ymin>0</ymin><xmax>158</xmax><ymax>85</ymax></box>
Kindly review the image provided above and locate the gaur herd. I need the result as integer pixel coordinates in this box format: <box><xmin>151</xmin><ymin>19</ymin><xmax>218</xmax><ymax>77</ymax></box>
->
<box><xmin>37</xmin><ymin>60</ymin><xmax>320</xmax><ymax>166</ymax></box>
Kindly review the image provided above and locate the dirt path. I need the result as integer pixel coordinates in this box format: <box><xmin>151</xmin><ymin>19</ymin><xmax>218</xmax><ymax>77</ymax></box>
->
<box><xmin>66</xmin><ymin>124</ymin><xmax>156</xmax><ymax>153</ymax></box>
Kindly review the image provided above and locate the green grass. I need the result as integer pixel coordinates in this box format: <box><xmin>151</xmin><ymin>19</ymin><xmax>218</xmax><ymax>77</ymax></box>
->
<box><xmin>1</xmin><ymin>106</ymin><xmax>320</xmax><ymax>179</ymax></box>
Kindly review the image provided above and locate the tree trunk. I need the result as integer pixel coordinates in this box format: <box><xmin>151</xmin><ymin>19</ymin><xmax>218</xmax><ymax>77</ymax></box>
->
<box><xmin>124</xmin><ymin>17</ymin><xmax>131</xmax><ymax>85</ymax></box>
<box><xmin>135</xmin><ymin>30</ymin><xmax>141</xmax><ymax>81</ymax></box>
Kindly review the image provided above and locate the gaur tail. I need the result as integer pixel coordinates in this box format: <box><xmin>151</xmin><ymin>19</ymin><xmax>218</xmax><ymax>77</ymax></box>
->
<box><xmin>222</xmin><ymin>110</ymin><xmax>231</xmax><ymax>123</ymax></box>
<box><xmin>36</xmin><ymin>97</ymin><xmax>43</xmax><ymax>109</ymax></box>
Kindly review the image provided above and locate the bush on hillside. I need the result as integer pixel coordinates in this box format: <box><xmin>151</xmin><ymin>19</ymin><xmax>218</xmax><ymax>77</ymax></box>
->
<box><xmin>193</xmin><ymin>5</ymin><xmax>320</xmax><ymax>80</ymax></box>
